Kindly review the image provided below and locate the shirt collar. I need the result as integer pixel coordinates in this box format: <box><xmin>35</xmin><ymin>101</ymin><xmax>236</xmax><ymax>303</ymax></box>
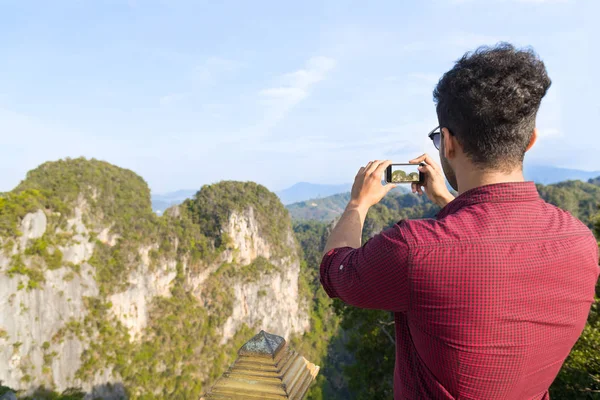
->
<box><xmin>437</xmin><ymin>181</ymin><xmax>540</xmax><ymax>219</ymax></box>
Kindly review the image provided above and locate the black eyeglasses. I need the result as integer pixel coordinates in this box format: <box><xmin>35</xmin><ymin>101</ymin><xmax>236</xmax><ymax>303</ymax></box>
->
<box><xmin>428</xmin><ymin>126</ymin><xmax>442</xmax><ymax>150</ymax></box>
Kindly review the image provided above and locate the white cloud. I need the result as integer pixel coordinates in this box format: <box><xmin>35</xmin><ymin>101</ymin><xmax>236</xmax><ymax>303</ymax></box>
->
<box><xmin>257</xmin><ymin>56</ymin><xmax>336</xmax><ymax>132</ymax></box>
<box><xmin>260</xmin><ymin>56</ymin><xmax>336</xmax><ymax>102</ymax></box>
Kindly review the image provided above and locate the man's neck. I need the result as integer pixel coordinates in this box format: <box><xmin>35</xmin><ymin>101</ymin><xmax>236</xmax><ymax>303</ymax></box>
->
<box><xmin>456</xmin><ymin>164</ymin><xmax>526</xmax><ymax>195</ymax></box>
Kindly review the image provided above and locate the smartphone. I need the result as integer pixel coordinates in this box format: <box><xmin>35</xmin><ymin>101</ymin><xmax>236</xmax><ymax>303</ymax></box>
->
<box><xmin>385</xmin><ymin>163</ymin><xmax>424</xmax><ymax>184</ymax></box>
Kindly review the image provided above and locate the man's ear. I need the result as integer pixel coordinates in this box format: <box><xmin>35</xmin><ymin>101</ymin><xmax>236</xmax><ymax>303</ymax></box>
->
<box><xmin>442</xmin><ymin>128</ymin><xmax>456</xmax><ymax>159</ymax></box>
<box><xmin>526</xmin><ymin>128</ymin><xmax>538</xmax><ymax>152</ymax></box>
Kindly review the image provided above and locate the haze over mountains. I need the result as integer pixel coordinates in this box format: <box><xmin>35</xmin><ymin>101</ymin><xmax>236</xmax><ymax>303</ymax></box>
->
<box><xmin>151</xmin><ymin>165</ymin><xmax>600</xmax><ymax>213</ymax></box>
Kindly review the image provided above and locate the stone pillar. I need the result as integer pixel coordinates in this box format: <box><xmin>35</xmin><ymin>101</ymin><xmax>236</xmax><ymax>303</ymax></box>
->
<box><xmin>202</xmin><ymin>330</ymin><xmax>320</xmax><ymax>399</ymax></box>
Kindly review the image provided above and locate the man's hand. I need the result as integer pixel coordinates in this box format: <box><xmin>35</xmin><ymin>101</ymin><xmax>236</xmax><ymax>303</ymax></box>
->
<box><xmin>349</xmin><ymin>160</ymin><xmax>397</xmax><ymax>211</ymax></box>
<box><xmin>322</xmin><ymin>160</ymin><xmax>396</xmax><ymax>255</ymax></box>
<box><xmin>409</xmin><ymin>154</ymin><xmax>455</xmax><ymax>208</ymax></box>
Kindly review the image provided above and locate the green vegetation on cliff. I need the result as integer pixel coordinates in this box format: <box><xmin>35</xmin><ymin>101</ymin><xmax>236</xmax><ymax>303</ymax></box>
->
<box><xmin>185</xmin><ymin>181</ymin><xmax>294</xmax><ymax>258</ymax></box>
<box><xmin>14</xmin><ymin>158</ymin><xmax>154</xmax><ymax>237</ymax></box>
<box><xmin>0</xmin><ymin>190</ymin><xmax>46</xmax><ymax>237</ymax></box>
<box><xmin>0</xmin><ymin>158</ymin><xmax>305</xmax><ymax>399</ymax></box>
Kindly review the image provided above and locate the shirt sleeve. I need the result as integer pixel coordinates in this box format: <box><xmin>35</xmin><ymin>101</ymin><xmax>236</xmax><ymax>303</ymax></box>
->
<box><xmin>319</xmin><ymin>223</ymin><xmax>410</xmax><ymax>312</ymax></box>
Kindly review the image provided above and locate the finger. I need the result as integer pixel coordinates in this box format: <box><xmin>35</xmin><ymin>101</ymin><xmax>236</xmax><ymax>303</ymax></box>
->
<box><xmin>373</xmin><ymin>160</ymin><xmax>393</xmax><ymax>178</ymax></box>
<box><xmin>410</xmin><ymin>153</ymin><xmax>442</xmax><ymax>173</ymax></box>
<box><xmin>416</xmin><ymin>185</ymin><xmax>424</xmax><ymax>195</ymax></box>
<box><xmin>365</xmin><ymin>160</ymin><xmax>381</xmax><ymax>175</ymax></box>
<box><xmin>411</xmin><ymin>182</ymin><xmax>417</xmax><ymax>193</ymax></box>
<box><xmin>409</xmin><ymin>154</ymin><xmax>426</xmax><ymax>163</ymax></box>
<box><xmin>418</xmin><ymin>163</ymin><xmax>435</xmax><ymax>176</ymax></box>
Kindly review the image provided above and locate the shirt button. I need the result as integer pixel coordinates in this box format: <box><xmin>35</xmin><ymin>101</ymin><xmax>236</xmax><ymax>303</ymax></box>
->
<box><xmin>339</xmin><ymin>265</ymin><xmax>344</xmax><ymax>270</ymax></box>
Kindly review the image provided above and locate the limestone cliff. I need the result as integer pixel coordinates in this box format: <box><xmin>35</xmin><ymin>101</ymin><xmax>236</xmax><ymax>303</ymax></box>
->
<box><xmin>0</xmin><ymin>158</ymin><xmax>309</xmax><ymax>399</ymax></box>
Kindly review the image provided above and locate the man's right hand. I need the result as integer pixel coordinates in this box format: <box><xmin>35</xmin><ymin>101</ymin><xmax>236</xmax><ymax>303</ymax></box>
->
<box><xmin>409</xmin><ymin>154</ymin><xmax>455</xmax><ymax>208</ymax></box>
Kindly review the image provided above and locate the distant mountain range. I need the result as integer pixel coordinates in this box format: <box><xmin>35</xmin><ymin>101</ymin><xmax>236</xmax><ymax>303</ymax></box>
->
<box><xmin>151</xmin><ymin>166</ymin><xmax>600</xmax><ymax>214</ymax></box>
<box><xmin>523</xmin><ymin>165</ymin><xmax>600</xmax><ymax>185</ymax></box>
<box><xmin>275</xmin><ymin>182</ymin><xmax>353</xmax><ymax>205</ymax></box>
<box><xmin>151</xmin><ymin>189</ymin><xmax>196</xmax><ymax>214</ymax></box>
<box><xmin>288</xmin><ymin>173</ymin><xmax>600</xmax><ymax>223</ymax></box>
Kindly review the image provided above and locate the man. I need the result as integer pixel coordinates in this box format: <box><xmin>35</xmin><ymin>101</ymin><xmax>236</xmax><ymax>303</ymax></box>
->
<box><xmin>320</xmin><ymin>43</ymin><xmax>600</xmax><ymax>399</ymax></box>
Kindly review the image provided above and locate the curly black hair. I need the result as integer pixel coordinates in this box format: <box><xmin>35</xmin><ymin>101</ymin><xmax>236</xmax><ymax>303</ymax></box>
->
<box><xmin>434</xmin><ymin>43</ymin><xmax>551</xmax><ymax>170</ymax></box>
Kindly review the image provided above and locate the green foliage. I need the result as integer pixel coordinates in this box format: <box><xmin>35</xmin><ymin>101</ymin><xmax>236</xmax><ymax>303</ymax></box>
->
<box><xmin>551</xmin><ymin>299</ymin><xmax>600</xmax><ymax>398</ymax></box>
<box><xmin>186</xmin><ymin>181</ymin><xmax>294</xmax><ymax>257</ymax></box>
<box><xmin>24</xmin><ymin>237</ymin><xmax>63</xmax><ymax>270</ymax></box>
<box><xmin>213</xmin><ymin>256</ymin><xmax>280</xmax><ymax>284</ymax></box>
<box><xmin>291</xmin><ymin>221</ymin><xmax>352</xmax><ymax>400</ymax></box>
<box><xmin>362</xmin><ymin>191</ymin><xmax>439</xmax><ymax>241</ymax></box>
<box><xmin>287</xmin><ymin>193</ymin><xmax>352</xmax><ymax>222</ymax></box>
<box><xmin>7</xmin><ymin>255</ymin><xmax>45</xmax><ymax>291</ymax></box>
<box><xmin>14</xmin><ymin>158</ymin><xmax>154</xmax><ymax>237</ymax></box>
<box><xmin>537</xmin><ymin>179</ymin><xmax>600</xmax><ymax>228</ymax></box>
<box><xmin>333</xmin><ymin>301</ymin><xmax>395</xmax><ymax>400</ymax></box>
<box><xmin>0</xmin><ymin>386</ymin><xmax>87</xmax><ymax>400</ymax></box>
<box><xmin>88</xmin><ymin>241</ymin><xmax>132</xmax><ymax>295</ymax></box>
<box><xmin>72</xmin><ymin>280</ymin><xmax>254</xmax><ymax>399</ymax></box>
<box><xmin>0</xmin><ymin>189</ymin><xmax>45</xmax><ymax>236</ymax></box>
<box><xmin>287</xmin><ymin>190</ymin><xmax>438</xmax><ymax>226</ymax></box>
<box><xmin>0</xmin><ymin>383</ymin><xmax>12</xmax><ymax>396</ymax></box>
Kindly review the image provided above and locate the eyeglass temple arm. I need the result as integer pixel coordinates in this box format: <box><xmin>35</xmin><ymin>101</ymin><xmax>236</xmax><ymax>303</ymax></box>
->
<box><xmin>427</xmin><ymin>126</ymin><xmax>440</xmax><ymax>138</ymax></box>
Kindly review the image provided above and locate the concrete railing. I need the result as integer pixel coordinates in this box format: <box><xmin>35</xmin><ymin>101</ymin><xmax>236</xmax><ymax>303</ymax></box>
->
<box><xmin>202</xmin><ymin>330</ymin><xmax>320</xmax><ymax>399</ymax></box>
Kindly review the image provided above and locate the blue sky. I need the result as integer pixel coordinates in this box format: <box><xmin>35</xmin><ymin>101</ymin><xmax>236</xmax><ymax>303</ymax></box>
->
<box><xmin>0</xmin><ymin>0</ymin><xmax>598</xmax><ymax>194</ymax></box>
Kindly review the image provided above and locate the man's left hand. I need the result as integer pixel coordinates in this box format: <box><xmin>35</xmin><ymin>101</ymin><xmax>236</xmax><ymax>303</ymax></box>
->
<box><xmin>349</xmin><ymin>160</ymin><xmax>397</xmax><ymax>211</ymax></box>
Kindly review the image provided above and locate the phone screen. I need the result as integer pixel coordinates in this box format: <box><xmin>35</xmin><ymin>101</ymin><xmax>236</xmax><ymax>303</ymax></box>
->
<box><xmin>387</xmin><ymin>164</ymin><xmax>420</xmax><ymax>183</ymax></box>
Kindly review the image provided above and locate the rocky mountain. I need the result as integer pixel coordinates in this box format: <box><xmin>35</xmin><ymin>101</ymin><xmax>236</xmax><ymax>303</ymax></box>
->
<box><xmin>0</xmin><ymin>158</ymin><xmax>309</xmax><ymax>399</ymax></box>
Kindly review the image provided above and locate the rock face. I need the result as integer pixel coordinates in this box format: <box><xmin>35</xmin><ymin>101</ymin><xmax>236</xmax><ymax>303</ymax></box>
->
<box><xmin>0</xmin><ymin>204</ymin><xmax>100</xmax><ymax>393</ymax></box>
<box><xmin>0</xmin><ymin>166</ymin><xmax>309</xmax><ymax>399</ymax></box>
<box><xmin>220</xmin><ymin>210</ymin><xmax>309</xmax><ymax>344</ymax></box>
<box><xmin>18</xmin><ymin>210</ymin><xmax>47</xmax><ymax>250</ymax></box>
<box><xmin>109</xmin><ymin>245</ymin><xmax>177</xmax><ymax>340</ymax></box>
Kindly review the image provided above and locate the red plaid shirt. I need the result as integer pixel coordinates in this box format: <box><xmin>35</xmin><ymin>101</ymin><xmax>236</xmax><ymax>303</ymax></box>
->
<box><xmin>320</xmin><ymin>182</ymin><xmax>599</xmax><ymax>399</ymax></box>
